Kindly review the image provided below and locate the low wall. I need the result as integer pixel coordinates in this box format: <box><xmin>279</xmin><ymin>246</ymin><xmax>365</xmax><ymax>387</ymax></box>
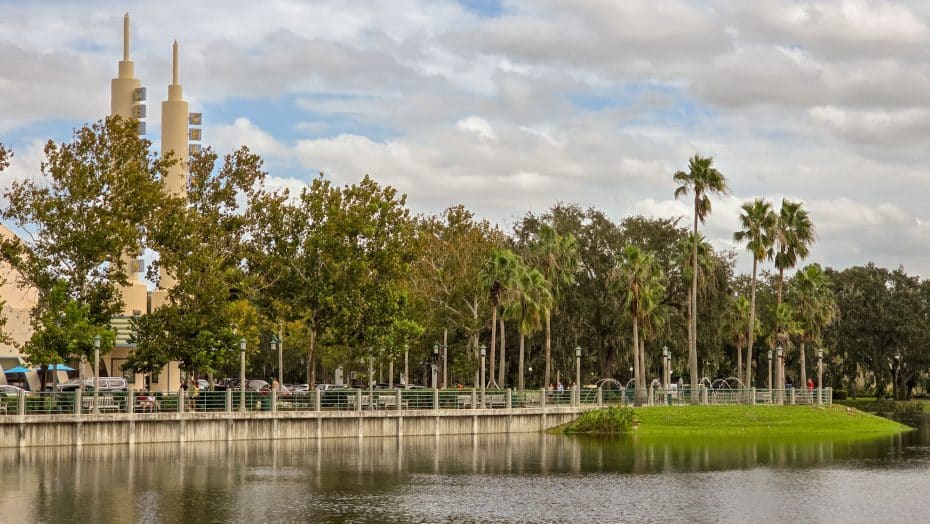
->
<box><xmin>0</xmin><ymin>407</ymin><xmax>583</xmax><ymax>448</ymax></box>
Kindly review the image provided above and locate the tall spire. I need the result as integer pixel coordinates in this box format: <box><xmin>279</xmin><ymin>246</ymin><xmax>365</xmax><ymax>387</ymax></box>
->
<box><xmin>172</xmin><ymin>40</ymin><xmax>179</xmax><ymax>85</ymax></box>
<box><xmin>123</xmin><ymin>13</ymin><xmax>130</xmax><ymax>61</ymax></box>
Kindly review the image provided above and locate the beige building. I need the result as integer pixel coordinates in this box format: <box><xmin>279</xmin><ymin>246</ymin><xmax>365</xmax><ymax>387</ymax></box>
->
<box><xmin>1</xmin><ymin>14</ymin><xmax>200</xmax><ymax>392</ymax></box>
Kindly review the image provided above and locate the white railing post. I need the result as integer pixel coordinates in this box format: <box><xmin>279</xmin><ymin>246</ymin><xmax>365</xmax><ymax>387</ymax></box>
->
<box><xmin>178</xmin><ymin>389</ymin><xmax>185</xmax><ymax>413</ymax></box>
<box><xmin>540</xmin><ymin>388</ymin><xmax>547</xmax><ymax>411</ymax></box>
<box><xmin>471</xmin><ymin>388</ymin><xmax>477</xmax><ymax>409</ymax></box>
<box><xmin>750</xmin><ymin>387</ymin><xmax>756</xmax><ymax>406</ymax></box>
<box><xmin>271</xmin><ymin>389</ymin><xmax>277</xmax><ymax>413</ymax></box>
<box><xmin>355</xmin><ymin>389</ymin><xmax>362</xmax><ymax>412</ymax></box>
<box><xmin>700</xmin><ymin>385</ymin><xmax>708</xmax><ymax>405</ymax></box>
<box><xmin>75</xmin><ymin>390</ymin><xmax>82</xmax><ymax>415</ymax></box>
<box><xmin>225</xmin><ymin>388</ymin><xmax>233</xmax><ymax>412</ymax></box>
<box><xmin>597</xmin><ymin>387</ymin><xmax>603</xmax><ymax>407</ymax></box>
<box><xmin>433</xmin><ymin>388</ymin><xmax>440</xmax><ymax>410</ymax></box>
<box><xmin>127</xmin><ymin>391</ymin><xmax>134</xmax><ymax>415</ymax></box>
<box><xmin>396</xmin><ymin>388</ymin><xmax>402</xmax><ymax>411</ymax></box>
<box><xmin>315</xmin><ymin>390</ymin><xmax>322</xmax><ymax>411</ymax></box>
<box><xmin>17</xmin><ymin>390</ymin><xmax>25</xmax><ymax>416</ymax></box>
<box><xmin>790</xmin><ymin>388</ymin><xmax>797</xmax><ymax>405</ymax></box>
<box><xmin>506</xmin><ymin>388</ymin><xmax>512</xmax><ymax>409</ymax></box>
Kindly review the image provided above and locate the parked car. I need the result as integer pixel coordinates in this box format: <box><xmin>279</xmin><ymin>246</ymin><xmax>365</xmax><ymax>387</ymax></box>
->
<box><xmin>196</xmin><ymin>379</ymin><xmax>209</xmax><ymax>391</ymax></box>
<box><xmin>315</xmin><ymin>383</ymin><xmax>340</xmax><ymax>391</ymax></box>
<box><xmin>246</xmin><ymin>379</ymin><xmax>269</xmax><ymax>392</ymax></box>
<box><xmin>52</xmin><ymin>378</ymin><xmax>83</xmax><ymax>392</ymax></box>
<box><xmin>0</xmin><ymin>385</ymin><xmax>30</xmax><ymax>397</ymax></box>
<box><xmin>289</xmin><ymin>384</ymin><xmax>310</xmax><ymax>395</ymax></box>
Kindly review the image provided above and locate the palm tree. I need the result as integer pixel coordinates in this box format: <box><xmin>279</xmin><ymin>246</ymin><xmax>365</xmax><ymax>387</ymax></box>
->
<box><xmin>504</xmin><ymin>265</ymin><xmax>552</xmax><ymax>390</ymax></box>
<box><xmin>479</xmin><ymin>248</ymin><xmax>521</xmax><ymax>388</ymax></box>
<box><xmin>615</xmin><ymin>246</ymin><xmax>664</xmax><ymax>398</ymax></box>
<box><xmin>674</xmin><ymin>155</ymin><xmax>729</xmax><ymax>396</ymax></box>
<box><xmin>769</xmin><ymin>302</ymin><xmax>800</xmax><ymax>400</ymax></box>
<box><xmin>789</xmin><ymin>264</ymin><xmax>837</xmax><ymax>387</ymax></box>
<box><xmin>733</xmin><ymin>198</ymin><xmax>777</xmax><ymax>386</ymax></box>
<box><xmin>675</xmin><ymin>231</ymin><xmax>718</xmax><ymax>391</ymax></box>
<box><xmin>722</xmin><ymin>295</ymin><xmax>753</xmax><ymax>381</ymax></box>
<box><xmin>775</xmin><ymin>199</ymin><xmax>815</xmax><ymax>306</ymax></box>
<box><xmin>531</xmin><ymin>224</ymin><xmax>578</xmax><ymax>389</ymax></box>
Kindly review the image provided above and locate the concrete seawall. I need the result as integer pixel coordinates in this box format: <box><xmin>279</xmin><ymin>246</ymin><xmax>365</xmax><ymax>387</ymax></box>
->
<box><xmin>0</xmin><ymin>407</ymin><xmax>583</xmax><ymax>448</ymax></box>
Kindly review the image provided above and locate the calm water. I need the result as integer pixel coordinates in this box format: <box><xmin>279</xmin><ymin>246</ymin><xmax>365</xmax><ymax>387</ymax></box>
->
<box><xmin>2</xmin><ymin>414</ymin><xmax>930</xmax><ymax>523</ymax></box>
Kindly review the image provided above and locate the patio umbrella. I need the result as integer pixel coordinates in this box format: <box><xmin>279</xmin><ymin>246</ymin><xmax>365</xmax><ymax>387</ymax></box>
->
<box><xmin>3</xmin><ymin>366</ymin><xmax>30</xmax><ymax>374</ymax></box>
<box><xmin>38</xmin><ymin>364</ymin><xmax>74</xmax><ymax>372</ymax></box>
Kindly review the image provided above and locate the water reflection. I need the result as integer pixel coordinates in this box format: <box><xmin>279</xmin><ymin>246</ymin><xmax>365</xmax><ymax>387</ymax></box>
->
<box><xmin>1</xmin><ymin>416</ymin><xmax>928</xmax><ymax>523</ymax></box>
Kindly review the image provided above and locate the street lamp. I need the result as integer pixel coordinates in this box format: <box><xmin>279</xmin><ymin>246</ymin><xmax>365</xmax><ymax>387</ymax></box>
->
<box><xmin>480</xmin><ymin>344</ymin><xmax>486</xmax><ymax>407</ymax></box>
<box><xmin>239</xmin><ymin>338</ymin><xmax>247</xmax><ymax>412</ymax></box>
<box><xmin>431</xmin><ymin>343</ymin><xmax>440</xmax><ymax>389</ymax></box>
<box><xmin>661</xmin><ymin>346</ymin><xmax>669</xmax><ymax>389</ymax></box>
<box><xmin>92</xmin><ymin>335</ymin><xmax>101</xmax><ymax>414</ymax></box>
<box><xmin>575</xmin><ymin>346</ymin><xmax>582</xmax><ymax>403</ymax></box>
<box><xmin>816</xmin><ymin>348</ymin><xmax>824</xmax><ymax>405</ymax></box>
<box><xmin>271</xmin><ymin>335</ymin><xmax>281</xmax><ymax>386</ymax></box>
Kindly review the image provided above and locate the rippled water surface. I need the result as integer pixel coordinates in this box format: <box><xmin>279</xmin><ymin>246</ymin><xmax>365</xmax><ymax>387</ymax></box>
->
<box><xmin>3</xmin><ymin>414</ymin><xmax>930</xmax><ymax>523</ymax></box>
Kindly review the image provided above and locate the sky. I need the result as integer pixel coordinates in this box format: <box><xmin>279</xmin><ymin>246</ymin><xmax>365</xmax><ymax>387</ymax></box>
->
<box><xmin>2</xmin><ymin>0</ymin><xmax>930</xmax><ymax>275</ymax></box>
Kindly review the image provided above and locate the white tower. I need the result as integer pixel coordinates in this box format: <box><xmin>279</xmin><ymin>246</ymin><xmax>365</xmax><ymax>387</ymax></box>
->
<box><xmin>161</xmin><ymin>41</ymin><xmax>189</xmax><ymax>198</ymax></box>
<box><xmin>110</xmin><ymin>13</ymin><xmax>148</xmax><ymax>316</ymax></box>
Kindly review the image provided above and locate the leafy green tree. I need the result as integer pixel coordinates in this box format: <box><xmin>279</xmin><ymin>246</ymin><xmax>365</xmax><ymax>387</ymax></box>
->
<box><xmin>0</xmin><ymin>118</ymin><xmax>166</xmax><ymax>378</ymax></box>
<box><xmin>721</xmin><ymin>295</ymin><xmax>755</xmax><ymax>381</ymax></box>
<box><xmin>673</xmin><ymin>155</ymin><xmax>729</xmax><ymax>392</ymax></box>
<box><xmin>733</xmin><ymin>198</ymin><xmax>777</xmax><ymax>386</ymax></box>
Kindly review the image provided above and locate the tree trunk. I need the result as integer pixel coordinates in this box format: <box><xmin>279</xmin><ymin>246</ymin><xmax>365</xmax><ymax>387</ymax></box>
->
<box><xmin>632</xmin><ymin>315</ymin><xmax>640</xmax><ymax>401</ymax></box>
<box><xmin>499</xmin><ymin>316</ymin><xmax>506</xmax><ymax>387</ymax></box>
<box><xmin>307</xmin><ymin>326</ymin><xmax>317</xmax><ymax>388</ymax></box>
<box><xmin>639</xmin><ymin>336</ymin><xmax>647</xmax><ymax>392</ymax></box>
<box><xmin>544</xmin><ymin>310</ymin><xmax>552</xmax><ymax>388</ymax></box>
<box><xmin>518</xmin><ymin>332</ymin><xmax>525</xmax><ymax>391</ymax></box>
<box><xmin>690</xmin><ymin>199</ymin><xmax>699</xmax><ymax>401</ymax></box>
<box><xmin>489</xmin><ymin>304</ymin><xmax>497</xmax><ymax>388</ymax></box>
<box><xmin>746</xmin><ymin>257</ymin><xmax>758</xmax><ymax>387</ymax></box>
<box><xmin>799</xmin><ymin>340</ymin><xmax>807</xmax><ymax>389</ymax></box>
<box><xmin>736</xmin><ymin>341</ymin><xmax>743</xmax><ymax>383</ymax></box>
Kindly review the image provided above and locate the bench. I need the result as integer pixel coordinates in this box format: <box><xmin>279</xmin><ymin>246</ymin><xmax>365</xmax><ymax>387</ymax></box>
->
<box><xmin>83</xmin><ymin>395</ymin><xmax>121</xmax><ymax>412</ymax></box>
<box><xmin>376</xmin><ymin>395</ymin><xmax>408</xmax><ymax>409</ymax></box>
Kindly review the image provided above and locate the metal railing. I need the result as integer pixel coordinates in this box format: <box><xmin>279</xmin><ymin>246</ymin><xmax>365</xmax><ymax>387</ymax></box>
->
<box><xmin>0</xmin><ymin>386</ymin><xmax>833</xmax><ymax>417</ymax></box>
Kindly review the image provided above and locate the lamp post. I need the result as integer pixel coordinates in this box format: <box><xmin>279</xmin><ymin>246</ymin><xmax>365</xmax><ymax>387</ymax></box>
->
<box><xmin>527</xmin><ymin>366</ymin><xmax>533</xmax><ymax>389</ymax></box>
<box><xmin>92</xmin><ymin>335</ymin><xmax>101</xmax><ymax>414</ymax></box>
<box><xmin>776</xmin><ymin>346</ymin><xmax>784</xmax><ymax>405</ymax></box>
<box><xmin>480</xmin><ymin>344</ymin><xmax>486</xmax><ymax>407</ymax></box>
<box><xmin>816</xmin><ymin>348</ymin><xmax>824</xmax><ymax>405</ymax></box>
<box><xmin>661</xmin><ymin>346</ymin><xmax>669</xmax><ymax>389</ymax></box>
<box><xmin>441</xmin><ymin>329</ymin><xmax>448</xmax><ymax>389</ymax></box>
<box><xmin>403</xmin><ymin>344</ymin><xmax>409</xmax><ymax>389</ymax></box>
<box><xmin>239</xmin><ymin>338</ymin><xmax>247</xmax><ymax>412</ymax></box>
<box><xmin>432</xmin><ymin>343</ymin><xmax>440</xmax><ymax>389</ymax></box>
<box><xmin>271</xmin><ymin>335</ymin><xmax>281</xmax><ymax>386</ymax></box>
<box><xmin>575</xmin><ymin>346</ymin><xmax>582</xmax><ymax>403</ymax></box>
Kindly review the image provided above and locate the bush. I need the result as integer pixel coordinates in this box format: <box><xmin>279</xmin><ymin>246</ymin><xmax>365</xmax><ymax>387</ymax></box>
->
<box><xmin>562</xmin><ymin>407</ymin><xmax>635</xmax><ymax>434</ymax></box>
<box><xmin>833</xmin><ymin>389</ymin><xmax>848</xmax><ymax>400</ymax></box>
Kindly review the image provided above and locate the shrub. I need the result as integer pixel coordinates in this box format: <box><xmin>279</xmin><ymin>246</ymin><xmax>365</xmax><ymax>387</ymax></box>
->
<box><xmin>833</xmin><ymin>389</ymin><xmax>848</xmax><ymax>400</ymax></box>
<box><xmin>562</xmin><ymin>407</ymin><xmax>635</xmax><ymax>434</ymax></box>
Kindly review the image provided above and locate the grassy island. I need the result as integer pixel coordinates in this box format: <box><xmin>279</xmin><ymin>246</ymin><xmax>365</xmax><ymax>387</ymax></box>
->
<box><xmin>559</xmin><ymin>405</ymin><xmax>910</xmax><ymax>437</ymax></box>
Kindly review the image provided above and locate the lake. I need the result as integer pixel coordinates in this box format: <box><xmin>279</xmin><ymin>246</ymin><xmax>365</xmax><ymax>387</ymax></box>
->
<box><xmin>2</xmin><ymin>413</ymin><xmax>929</xmax><ymax>523</ymax></box>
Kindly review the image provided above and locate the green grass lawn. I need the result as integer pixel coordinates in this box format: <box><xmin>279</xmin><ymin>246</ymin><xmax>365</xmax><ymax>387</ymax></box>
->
<box><xmin>837</xmin><ymin>398</ymin><xmax>928</xmax><ymax>413</ymax></box>
<box><xmin>631</xmin><ymin>405</ymin><xmax>910</xmax><ymax>437</ymax></box>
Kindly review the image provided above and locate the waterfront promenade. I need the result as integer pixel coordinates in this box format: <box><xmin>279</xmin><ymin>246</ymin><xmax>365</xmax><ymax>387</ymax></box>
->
<box><xmin>0</xmin><ymin>386</ymin><xmax>832</xmax><ymax>448</ymax></box>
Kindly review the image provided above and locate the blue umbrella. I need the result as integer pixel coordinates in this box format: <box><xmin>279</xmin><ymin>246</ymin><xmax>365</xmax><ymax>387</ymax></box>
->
<box><xmin>39</xmin><ymin>364</ymin><xmax>74</xmax><ymax>372</ymax></box>
<box><xmin>3</xmin><ymin>366</ymin><xmax>30</xmax><ymax>374</ymax></box>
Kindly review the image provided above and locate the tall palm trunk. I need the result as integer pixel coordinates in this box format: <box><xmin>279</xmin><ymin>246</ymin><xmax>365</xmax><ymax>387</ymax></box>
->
<box><xmin>489</xmin><ymin>304</ymin><xmax>497</xmax><ymax>388</ymax></box>
<box><xmin>799</xmin><ymin>340</ymin><xmax>807</xmax><ymax>389</ymax></box>
<box><xmin>690</xmin><ymin>200</ymin><xmax>699</xmax><ymax>400</ymax></box>
<box><xmin>498</xmin><ymin>316</ymin><xmax>506</xmax><ymax>387</ymax></box>
<box><xmin>639</xmin><ymin>336</ymin><xmax>647</xmax><ymax>392</ymax></box>
<box><xmin>746</xmin><ymin>258</ymin><xmax>758</xmax><ymax>387</ymax></box>
<box><xmin>776</xmin><ymin>249</ymin><xmax>785</xmax><ymax>306</ymax></box>
<box><xmin>736</xmin><ymin>341</ymin><xmax>743</xmax><ymax>383</ymax></box>
<box><xmin>307</xmin><ymin>326</ymin><xmax>316</xmax><ymax>388</ymax></box>
<box><xmin>632</xmin><ymin>315</ymin><xmax>640</xmax><ymax>401</ymax></box>
<box><xmin>518</xmin><ymin>332</ymin><xmax>525</xmax><ymax>391</ymax></box>
<box><xmin>544</xmin><ymin>310</ymin><xmax>552</xmax><ymax>388</ymax></box>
